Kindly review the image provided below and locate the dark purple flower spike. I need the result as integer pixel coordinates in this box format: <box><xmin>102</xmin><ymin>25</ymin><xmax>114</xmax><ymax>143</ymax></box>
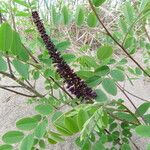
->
<box><xmin>32</xmin><ymin>11</ymin><xmax>97</xmax><ymax>100</ymax></box>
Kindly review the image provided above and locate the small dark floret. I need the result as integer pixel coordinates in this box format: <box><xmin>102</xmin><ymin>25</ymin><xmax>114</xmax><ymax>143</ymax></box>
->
<box><xmin>32</xmin><ymin>11</ymin><xmax>97</xmax><ymax>100</ymax></box>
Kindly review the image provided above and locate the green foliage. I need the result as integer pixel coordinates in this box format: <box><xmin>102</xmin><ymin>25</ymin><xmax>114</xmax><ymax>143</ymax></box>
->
<box><xmin>11</xmin><ymin>31</ymin><xmax>29</xmax><ymax>61</ymax></box>
<box><xmin>135</xmin><ymin>125</ymin><xmax>150</xmax><ymax>137</ymax></box>
<box><xmin>20</xmin><ymin>134</ymin><xmax>34</xmax><ymax>150</ymax></box>
<box><xmin>12</xmin><ymin>59</ymin><xmax>29</xmax><ymax>79</ymax></box>
<box><xmin>35</xmin><ymin>104</ymin><xmax>53</xmax><ymax>115</ymax></box>
<box><xmin>97</xmin><ymin>45</ymin><xmax>113</xmax><ymax>61</ymax></box>
<box><xmin>65</xmin><ymin>117</ymin><xmax>79</xmax><ymax>133</ymax></box>
<box><xmin>0</xmin><ymin>23</ymin><xmax>29</xmax><ymax>61</ymax></box>
<box><xmin>95</xmin><ymin>89</ymin><xmax>108</xmax><ymax>102</ymax></box>
<box><xmin>87</xmin><ymin>12</ymin><xmax>97</xmax><ymax>27</ymax></box>
<box><xmin>51</xmin><ymin>6</ymin><xmax>61</xmax><ymax>26</ymax></box>
<box><xmin>62</xmin><ymin>6</ymin><xmax>70</xmax><ymax>25</ymax></box>
<box><xmin>77</xmin><ymin>56</ymin><xmax>98</xmax><ymax>68</ymax></box>
<box><xmin>110</xmin><ymin>69</ymin><xmax>125</xmax><ymax>82</ymax></box>
<box><xmin>13</xmin><ymin>0</ymin><xmax>29</xmax><ymax>8</ymax></box>
<box><xmin>0</xmin><ymin>144</ymin><xmax>13</xmax><ymax>150</ymax></box>
<box><xmin>92</xmin><ymin>0</ymin><xmax>106</xmax><ymax>7</ymax></box>
<box><xmin>123</xmin><ymin>1</ymin><xmax>135</xmax><ymax>25</ymax></box>
<box><xmin>34</xmin><ymin>119</ymin><xmax>48</xmax><ymax>138</ymax></box>
<box><xmin>102</xmin><ymin>78</ymin><xmax>117</xmax><ymax>96</ymax></box>
<box><xmin>75</xmin><ymin>7</ymin><xmax>85</xmax><ymax>26</ymax></box>
<box><xmin>92</xmin><ymin>140</ymin><xmax>105</xmax><ymax>150</ymax></box>
<box><xmin>16</xmin><ymin>117</ymin><xmax>37</xmax><ymax>131</ymax></box>
<box><xmin>77</xmin><ymin>109</ymin><xmax>89</xmax><ymax>130</ymax></box>
<box><xmin>135</xmin><ymin>102</ymin><xmax>150</xmax><ymax>117</ymax></box>
<box><xmin>0</xmin><ymin>23</ymin><xmax>13</xmax><ymax>52</ymax></box>
<box><xmin>121</xmin><ymin>143</ymin><xmax>131</xmax><ymax>150</ymax></box>
<box><xmin>2</xmin><ymin>131</ymin><xmax>24</xmax><ymax>144</ymax></box>
<box><xmin>56</xmin><ymin>40</ymin><xmax>71</xmax><ymax>51</ymax></box>
<box><xmin>0</xmin><ymin>56</ymin><xmax>7</xmax><ymax>72</ymax></box>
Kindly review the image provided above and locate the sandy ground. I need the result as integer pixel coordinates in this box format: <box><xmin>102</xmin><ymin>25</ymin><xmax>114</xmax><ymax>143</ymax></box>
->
<box><xmin>0</xmin><ymin>74</ymin><xmax>150</xmax><ymax>150</ymax></box>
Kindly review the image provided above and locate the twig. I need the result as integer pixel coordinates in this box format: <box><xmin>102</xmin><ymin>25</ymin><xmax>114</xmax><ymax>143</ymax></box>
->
<box><xmin>0</xmin><ymin>86</ymin><xmax>37</xmax><ymax>98</ymax></box>
<box><xmin>0</xmin><ymin>71</ymin><xmax>44</xmax><ymax>98</ymax></box>
<box><xmin>25</xmin><ymin>80</ymin><xmax>33</xmax><ymax>88</ymax></box>
<box><xmin>117</xmin><ymin>83</ymin><xmax>137</xmax><ymax>110</ymax></box>
<box><xmin>0</xmin><ymin>85</ymin><xmax>24</xmax><ymax>88</ymax></box>
<box><xmin>116</xmin><ymin>84</ymin><xmax>146</xmax><ymax>124</ymax></box>
<box><xmin>112</xmin><ymin>100</ymin><xmax>140</xmax><ymax>124</ymax></box>
<box><xmin>106</xmin><ymin>110</ymin><xmax>139</xmax><ymax>125</ymax></box>
<box><xmin>118</xmin><ymin>84</ymin><xmax>149</xmax><ymax>102</ymax></box>
<box><xmin>130</xmin><ymin>138</ymin><xmax>140</xmax><ymax>150</ymax></box>
<box><xmin>6</xmin><ymin>54</ymin><xmax>13</xmax><ymax>76</ymax></box>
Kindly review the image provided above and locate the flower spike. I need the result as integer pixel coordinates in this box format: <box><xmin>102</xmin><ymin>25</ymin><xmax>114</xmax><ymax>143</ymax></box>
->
<box><xmin>32</xmin><ymin>11</ymin><xmax>97</xmax><ymax>100</ymax></box>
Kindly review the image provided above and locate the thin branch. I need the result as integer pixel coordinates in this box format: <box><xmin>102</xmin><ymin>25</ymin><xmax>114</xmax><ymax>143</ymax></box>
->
<box><xmin>0</xmin><ymin>71</ymin><xmax>44</xmax><ymax>98</ymax></box>
<box><xmin>48</xmin><ymin>77</ymin><xmax>74</xmax><ymax>99</ymax></box>
<box><xmin>6</xmin><ymin>54</ymin><xmax>13</xmax><ymax>76</ymax></box>
<box><xmin>117</xmin><ymin>83</ymin><xmax>137</xmax><ymax>110</ymax></box>
<box><xmin>0</xmin><ymin>85</ymin><xmax>24</xmax><ymax>88</ymax></box>
<box><xmin>116</xmin><ymin>84</ymin><xmax>146</xmax><ymax>124</ymax></box>
<box><xmin>106</xmin><ymin>110</ymin><xmax>139</xmax><ymax>125</ymax></box>
<box><xmin>0</xmin><ymin>86</ymin><xmax>37</xmax><ymax>98</ymax></box>
<box><xmin>111</xmin><ymin>100</ymin><xmax>140</xmax><ymax>124</ymax></box>
<box><xmin>118</xmin><ymin>84</ymin><xmax>149</xmax><ymax>102</ymax></box>
<box><xmin>130</xmin><ymin>138</ymin><xmax>140</xmax><ymax>150</ymax></box>
<box><xmin>88</xmin><ymin>0</ymin><xmax>150</xmax><ymax>78</ymax></box>
<box><xmin>25</xmin><ymin>80</ymin><xmax>33</xmax><ymax>88</ymax></box>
